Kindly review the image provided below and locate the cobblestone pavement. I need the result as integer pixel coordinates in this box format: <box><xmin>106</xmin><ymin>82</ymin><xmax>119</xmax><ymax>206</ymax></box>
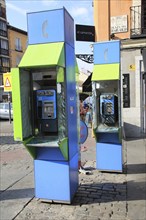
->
<box><xmin>12</xmin><ymin>161</ymin><xmax>128</xmax><ymax>220</ymax></box>
<box><xmin>0</xmin><ymin>121</ymin><xmax>145</xmax><ymax>220</ymax></box>
<box><xmin>14</xmin><ymin>170</ymin><xmax>128</xmax><ymax>220</ymax></box>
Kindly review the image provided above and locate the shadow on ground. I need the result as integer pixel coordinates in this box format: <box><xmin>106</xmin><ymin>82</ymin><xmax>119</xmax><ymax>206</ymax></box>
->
<box><xmin>0</xmin><ymin>136</ymin><xmax>18</xmax><ymax>145</ymax></box>
<box><xmin>0</xmin><ymin>180</ymin><xmax>145</xmax><ymax>204</ymax></box>
<box><xmin>127</xmin><ymin>163</ymin><xmax>146</xmax><ymax>174</ymax></box>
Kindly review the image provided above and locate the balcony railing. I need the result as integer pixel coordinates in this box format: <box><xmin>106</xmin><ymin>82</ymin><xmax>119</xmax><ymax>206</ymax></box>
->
<box><xmin>0</xmin><ymin>66</ymin><xmax>10</xmax><ymax>73</ymax></box>
<box><xmin>0</xmin><ymin>29</ymin><xmax>7</xmax><ymax>37</ymax></box>
<box><xmin>130</xmin><ymin>5</ymin><xmax>146</xmax><ymax>38</ymax></box>
<box><xmin>0</xmin><ymin>48</ymin><xmax>9</xmax><ymax>56</ymax></box>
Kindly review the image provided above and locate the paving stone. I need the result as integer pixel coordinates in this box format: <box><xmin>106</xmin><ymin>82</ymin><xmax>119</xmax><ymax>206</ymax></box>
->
<box><xmin>1</xmin><ymin>122</ymin><xmax>145</xmax><ymax>220</ymax></box>
<box><xmin>86</xmin><ymin>188</ymin><xmax>97</xmax><ymax>192</ymax></box>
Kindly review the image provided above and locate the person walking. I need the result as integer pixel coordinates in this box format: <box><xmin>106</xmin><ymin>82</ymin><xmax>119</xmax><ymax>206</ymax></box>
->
<box><xmin>85</xmin><ymin>105</ymin><xmax>92</xmax><ymax>128</ymax></box>
<box><xmin>80</xmin><ymin>100</ymin><xmax>85</xmax><ymax>121</ymax></box>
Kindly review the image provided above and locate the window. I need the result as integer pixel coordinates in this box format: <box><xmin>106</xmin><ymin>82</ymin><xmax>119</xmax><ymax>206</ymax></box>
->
<box><xmin>15</xmin><ymin>38</ymin><xmax>22</xmax><ymax>51</ymax></box>
<box><xmin>0</xmin><ymin>39</ymin><xmax>8</xmax><ymax>50</ymax></box>
<box><xmin>0</xmin><ymin>57</ymin><xmax>10</xmax><ymax>73</ymax></box>
<box><xmin>0</xmin><ymin>39</ymin><xmax>8</xmax><ymax>55</ymax></box>
<box><xmin>0</xmin><ymin>20</ymin><xmax>7</xmax><ymax>37</ymax></box>
<box><xmin>142</xmin><ymin>0</ymin><xmax>146</xmax><ymax>34</ymax></box>
<box><xmin>0</xmin><ymin>6</ymin><xmax>6</xmax><ymax>19</ymax></box>
<box><xmin>0</xmin><ymin>20</ymin><xmax>6</xmax><ymax>31</ymax></box>
<box><xmin>2</xmin><ymin>57</ymin><xmax>10</xmax><ymax>67</ymax></box>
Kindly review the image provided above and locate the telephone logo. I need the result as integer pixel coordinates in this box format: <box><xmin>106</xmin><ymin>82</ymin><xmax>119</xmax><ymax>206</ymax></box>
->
<box><xmin>104</xmin><ymin>48</ymin><xmax>108</xmax><ymax>62</ymax></box>
<box><xmin>42</xmin><ymin>20</ymin><xmax>48</xmax><ymax>38</ymax></box>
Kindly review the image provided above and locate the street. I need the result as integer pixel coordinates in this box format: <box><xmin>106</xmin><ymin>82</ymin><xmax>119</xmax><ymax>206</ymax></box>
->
<box><xmin>0</xmin><ymin>120</ymin><xmax>146</xmax><ymax>220</ymax></box>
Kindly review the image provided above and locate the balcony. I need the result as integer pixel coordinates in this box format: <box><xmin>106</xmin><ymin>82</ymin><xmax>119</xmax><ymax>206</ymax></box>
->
<box><xmin>0</xmin><ymin>29</ymin><xmax>7</xmax><ymax>37</ymax></box>
<box><xmin>0</xmin><ymin>5</ymin><xmax>6</xmax><ymax>19</ymax></box>
<box><xmin>130</xmin><ymin>5</ymin><xmax>146</xmax><ymax>38</ymax></box>
<box><xmin>0</xmin><ymin>48</ymin><xmax>9</xmax><ymax>56</ymax></box>
<box><xmin>0</xmin><ymin>66</ymin><xmax>10</xmax><ymax>73</ymax></box>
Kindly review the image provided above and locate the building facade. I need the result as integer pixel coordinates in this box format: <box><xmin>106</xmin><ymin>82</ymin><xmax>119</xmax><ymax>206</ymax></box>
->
<box><xmin>93</xmin><ymin>0</ymin><xmax>146</xmax><ymax>137</ymax></box>
<box><xmin>0</xmin><ymin>0</ymin><xmax>10</xmax><ymax>101</ymax></box>
<box><xmin>0</xmin><ymin>0</ymin><xmax>27</xmax><ymax>102</ymax></box>
<box><xmin>8</xmin><ymin>25</ymin><xmax>27</xmax><ymax>69</ymax></box>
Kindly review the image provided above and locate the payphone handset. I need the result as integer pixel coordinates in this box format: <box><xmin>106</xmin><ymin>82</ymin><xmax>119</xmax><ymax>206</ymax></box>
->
<box><xmin>36</xmin><ymin>89</ymin><xmax>57</xmax><ymax>119</ymax></box>
<box><xmin>36</xmin><ymin>89</ymin><xmax>57</xmax><ymax>133</ymax></box>
<box><xmin>100</xmin><ymin>94</ymin><xmax>118</xmax><ymax>125</ymax></box>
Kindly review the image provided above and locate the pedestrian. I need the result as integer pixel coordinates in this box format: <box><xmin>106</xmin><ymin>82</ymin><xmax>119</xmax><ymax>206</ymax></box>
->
<box><xmin>85</xmin><ymin>105</ymin><xmax>92</xmax><ymax>127</ymax></box>
<box><xmin>80</xmin><ymin>100</ymin><xmax>85</xmax><ymax>121</ymax></box>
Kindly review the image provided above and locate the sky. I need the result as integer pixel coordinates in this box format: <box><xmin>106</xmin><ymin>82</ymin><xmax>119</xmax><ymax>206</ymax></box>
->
<box><xmin>5</xmin><ymin>0</ymin><xmax>94</xmax><ymax>72</ymax></box>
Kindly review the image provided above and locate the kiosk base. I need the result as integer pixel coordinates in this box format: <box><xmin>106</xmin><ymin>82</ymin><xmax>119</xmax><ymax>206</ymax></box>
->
<box><xmin>96</xmin><ymin>143</ymin><xmax>122</xmax><ymax>172</ymax></box>
<box><xmin>34</xmin><ymin>153</ymin><xmax>78</xmax><ymax>203</ymax></box>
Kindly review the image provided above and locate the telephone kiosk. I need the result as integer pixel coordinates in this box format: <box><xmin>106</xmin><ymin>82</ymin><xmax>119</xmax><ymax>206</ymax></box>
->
<box><xmin>92</xmin><ymin>40</ymin><xmax>123</xmax><ymax>172</ymax></box>
<box><xmin>11</xmin><ymin>8</ymin><xmax>79</xmax><ymax>203</ymax></box>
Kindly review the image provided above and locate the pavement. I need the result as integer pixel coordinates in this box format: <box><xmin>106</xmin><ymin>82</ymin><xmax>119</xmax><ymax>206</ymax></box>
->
<box><xmin>0</xmin><ymin>120</ymin><xmax>146</xmax><ymax>220</ymax></box>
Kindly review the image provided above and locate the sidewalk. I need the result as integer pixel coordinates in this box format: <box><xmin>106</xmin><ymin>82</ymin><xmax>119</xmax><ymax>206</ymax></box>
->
<box><xmin>0</xmin><ymin>121</ymin><xmax>146</xmax><ymax>220</ymax></box>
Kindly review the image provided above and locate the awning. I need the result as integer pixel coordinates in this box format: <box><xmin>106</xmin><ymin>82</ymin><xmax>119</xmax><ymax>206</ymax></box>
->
<box><xmin>78</xmin><ymin>71</ymin><xmax>88</xmax><ymax>86</ymax></box>
<box><xmin>92</xmin><ymin>63</ymin><xmax>120</xmax><ymax>81</ymax></box>
<box><xmin>19</xmin><ymin>42</ymin><xmax>65</xmax><ymax>68</ymax></box>
<box><xmin>83</xmin><ymin>74</ymin><xmax>92</xmax><ymax>92</ymax></box>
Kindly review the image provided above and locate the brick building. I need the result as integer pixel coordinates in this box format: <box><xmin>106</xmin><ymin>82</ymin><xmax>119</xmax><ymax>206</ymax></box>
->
<box><xmin>93</xmin><ymin>0</ymin><xmax>146</xmax><ymax>137</ymax></box>
<box><xmin>0</xmin><ymin>0</ymin><xmax>27</xmax><ymax>102</ymax></box>
<box><xmin>8</xmin><ymin>25</ymin><xmax>27</xmax><ymax>69</ymax></box>
<box><xmin>0</xmin><ymin>0</ymin><xmax>10</xmax><ymax>101</ymax></box>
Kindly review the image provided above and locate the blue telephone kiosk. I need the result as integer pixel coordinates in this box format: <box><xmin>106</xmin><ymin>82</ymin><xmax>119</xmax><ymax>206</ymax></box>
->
<box><xmin>92</xmin><ymin>40</ymin><xmax>123</xmax><ymax>172</ymax></box>
<box><xmin>11</xmin><ymin>8</ymin><xmax>79</xmax><ymax>204</ymax></box>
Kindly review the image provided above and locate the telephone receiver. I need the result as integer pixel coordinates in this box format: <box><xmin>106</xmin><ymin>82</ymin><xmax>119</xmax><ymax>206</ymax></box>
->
<box><xmin>102</xmin><ymin>102</ymin><xmax>104</xmax><ymax>115</ymax></box>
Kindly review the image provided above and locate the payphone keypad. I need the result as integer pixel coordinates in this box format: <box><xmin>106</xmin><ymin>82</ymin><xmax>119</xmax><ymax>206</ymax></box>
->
<box><xmin>43</xmin><ymin>101</ymin><xmax>55</xmax><ymax>119</ymax></box>
<box><xmin>36</xmin><ymin>89</ymin><xmax>57</xmax><ymax>133</ymax></box>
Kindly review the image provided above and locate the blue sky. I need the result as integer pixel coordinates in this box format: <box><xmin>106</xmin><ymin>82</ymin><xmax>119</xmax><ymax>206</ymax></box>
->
<box><xmin>6</xmin><ymin>0</ymin><xmax>94</xmax><ymax>72</ymax></box>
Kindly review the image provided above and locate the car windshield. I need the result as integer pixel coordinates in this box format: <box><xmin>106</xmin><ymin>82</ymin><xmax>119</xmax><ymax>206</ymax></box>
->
<box><xmin>5</xmin><ymin>104</ymin><xmax>9</xmax><ymax>109</ymax></box>
<box><xmin>0</xmin><ymin>103</ymin><xmax>12</xmax><ymax>109</ymax></box>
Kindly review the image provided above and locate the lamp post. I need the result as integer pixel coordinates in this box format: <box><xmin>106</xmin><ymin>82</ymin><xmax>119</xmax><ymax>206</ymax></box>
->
<box><xmin>8</xmin><ymin>92</ymin><xmax>11</xmax><ymax>124</ymax></box>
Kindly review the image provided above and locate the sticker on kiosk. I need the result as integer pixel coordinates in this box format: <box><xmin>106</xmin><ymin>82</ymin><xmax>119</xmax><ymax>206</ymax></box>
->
<box><xmin>80</xmin><ymin>120</ymin><xmax>88</xmax><ymax>144</ymax></box>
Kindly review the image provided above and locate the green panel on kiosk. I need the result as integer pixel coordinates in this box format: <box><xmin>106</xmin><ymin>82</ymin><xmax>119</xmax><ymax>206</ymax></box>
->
<box><xmin>11</xmin><ymin>68</ymin><xmax>23</xmax><ymax>141</ymax></box>
<box><xmin>92</xmin><ymin>63</ymin><xmax>120</xmax><ymax>81</ymax></box>
<box><xmin>57</xmin><ymin>67</ymin><xmax>64</xmax><ymax>83</ymax></box>
<box><xmin>19</xmin><ymin>42</ymin><xmax>65</xmax><ymax>68</ymax></box>
<box><xmin>11</xmin><ymin>68</ymin><xmax>33</xmax><ymax>141</ymax></box>
<box><xmin>59</xmin><ymin>138</ymin><xmax>68</xmax><ymax>160</ymax></box>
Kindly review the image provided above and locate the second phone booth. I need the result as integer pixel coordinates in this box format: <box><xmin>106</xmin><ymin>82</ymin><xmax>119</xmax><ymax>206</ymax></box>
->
<box><xmin>11</xmin><ymin>8</ymin><xmax>79</xmax><ymax>203</ymax></box>
<box><xmin>92</xmin><ymin>40</ymin><xmax>123</xmax><ymax>172</ymax></box>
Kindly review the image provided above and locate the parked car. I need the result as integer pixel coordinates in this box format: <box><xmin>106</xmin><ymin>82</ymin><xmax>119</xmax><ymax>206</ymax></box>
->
<box><xmin>0</xmin><ymin>102</ymin><xmax>13</xmax><ymax>119</ymax></box>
